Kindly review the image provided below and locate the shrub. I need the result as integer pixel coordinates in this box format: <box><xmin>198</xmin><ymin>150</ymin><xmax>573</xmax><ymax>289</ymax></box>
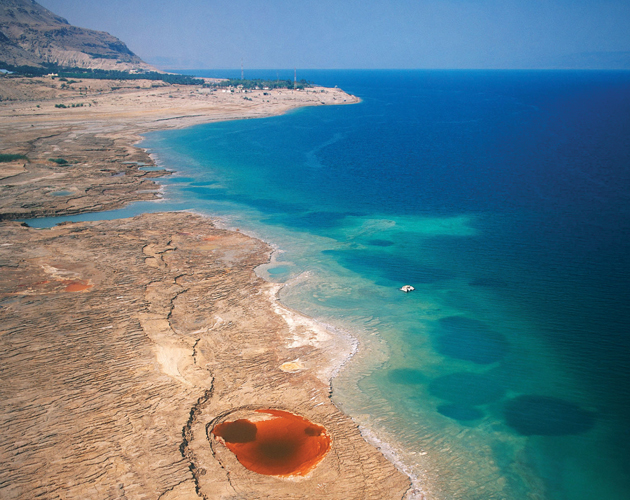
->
<box><xmin>0</xmin><ymin>154</ymin><xmax>26</xmax><ymax>163</ymax></box>
<box><xmin>48</xmin><ymin>158</ymin><xmax>68</xmax><ymax>165</ymax></box>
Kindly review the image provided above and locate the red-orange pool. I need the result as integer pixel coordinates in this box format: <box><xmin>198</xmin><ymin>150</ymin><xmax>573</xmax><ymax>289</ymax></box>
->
<box><xmin>211</xmin><ymin>409</ymin><xmax>331</xmax><ymax>477</ymax></box>
<box><xmin>63</xmin><ymin>280</ymin><xmax>92</xmax><ymax>292</ymax></box>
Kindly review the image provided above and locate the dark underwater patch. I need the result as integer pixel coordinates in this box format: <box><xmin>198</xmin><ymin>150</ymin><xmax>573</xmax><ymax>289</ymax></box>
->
<box><xmin>285</xmin><ymin>211</ymin><xmax>349</xmax><ymax>229</ymax></box>
<box><xmin>264</xmin><ymin>210</ymin><xmax>365</xmax><ymax>232</ymax></box>
<box><xmin>503</xmin><ymin>395</ymin><xmax>596</xmax><ymax>436</ymax></box>
<box><xmin>434</xmin><ymin>316</ymin><xmax>509</xmax><ymax>364</ymax></box>
<box><xmin>234</xmin><ymin>196</ymin><xmax>303</xmax><ymax>215</ymax></box>
<box><xmin>367</xmin><ymin>239</ymin><xmax>395</xmax><ymax>247</ymax></box>
<box><xmin>323</xmin><ymin>249</ymin><xmax>453</xmax><ymax>285</ymax></box>
<box><xmin>181</xmin><ymin>186</ymin><xmax>307</xmax><ymax>215</ymax></box>
<box><xmin>429</xmin><ymin>372</ymin><xmax>506</xmax><ymax>406</ymax></box>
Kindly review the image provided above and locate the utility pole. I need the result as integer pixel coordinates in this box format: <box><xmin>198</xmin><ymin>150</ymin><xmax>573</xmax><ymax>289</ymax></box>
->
<box><xmin>294</xmin><ymin>68</ymin><xmax>296</xmax><ymax>89</ymax></box>
<box><xmin>241</xmin><ymin>59</ymin><xmax>244</xmax><ymax>80</ymax></box>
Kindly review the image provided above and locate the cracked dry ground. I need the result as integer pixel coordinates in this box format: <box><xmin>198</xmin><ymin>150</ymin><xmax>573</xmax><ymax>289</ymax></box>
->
<box><xmin>0</xmin><ymin>212</ymin><xmax>410</xmax><ymax>499</ymax></box>
<box><xmin>0</xmin><ymin>122</ymin><xmax>166</xmax><ymax>221</ymax></box>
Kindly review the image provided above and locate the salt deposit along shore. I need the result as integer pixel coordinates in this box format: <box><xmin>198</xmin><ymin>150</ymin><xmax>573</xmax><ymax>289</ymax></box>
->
<box><xmin>0</xmin><ymin>77</ymin><xmax>411</xmax><ymax>498</ymax></box>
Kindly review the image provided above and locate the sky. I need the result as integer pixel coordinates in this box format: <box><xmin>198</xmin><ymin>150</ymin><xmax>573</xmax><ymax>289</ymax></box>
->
<box><xmin>37</xmin><ymin>0</ymin><xmax>630</xmax><ymax>70</ymax></box>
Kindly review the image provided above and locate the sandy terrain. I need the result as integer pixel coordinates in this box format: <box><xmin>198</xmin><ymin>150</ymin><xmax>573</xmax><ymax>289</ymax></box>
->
<box><xmin>0</xmin><ymin>77</ymin><xmax>411</xmax><ymax>499</ymax></box>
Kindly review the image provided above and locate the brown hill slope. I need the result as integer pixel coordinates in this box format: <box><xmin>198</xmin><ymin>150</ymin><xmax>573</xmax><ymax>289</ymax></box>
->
<box><xmin>0</xmin><ymin>0</ymin><xmax>155</xmax><ymax>71</ymax></box>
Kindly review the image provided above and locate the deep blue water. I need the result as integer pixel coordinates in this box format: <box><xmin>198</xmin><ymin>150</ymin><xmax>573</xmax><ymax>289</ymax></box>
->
<box><xmin>33</xmin><ymin>70</ymin><xmax>630</xmax><ymax>499</ymax></box>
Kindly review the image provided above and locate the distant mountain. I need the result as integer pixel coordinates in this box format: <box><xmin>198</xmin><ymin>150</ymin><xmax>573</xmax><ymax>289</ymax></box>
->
<box><xmin>0</xmin><ymin>0</ymin><xmax>155</xmax><ymax>71</ymax></box>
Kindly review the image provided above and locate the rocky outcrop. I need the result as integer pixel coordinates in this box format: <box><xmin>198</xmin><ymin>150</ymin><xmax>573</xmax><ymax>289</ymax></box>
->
<box><xmin>0</xmin><ymin>0</ymin><xmax>154</xmax><ymax>71</ymax></box>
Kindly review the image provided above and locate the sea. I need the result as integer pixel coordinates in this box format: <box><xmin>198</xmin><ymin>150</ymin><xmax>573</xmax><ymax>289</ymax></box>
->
<box><xmin>31</xmin><ymin>70</ymin><xmax>630</xmax><ymax>500</ymax></box>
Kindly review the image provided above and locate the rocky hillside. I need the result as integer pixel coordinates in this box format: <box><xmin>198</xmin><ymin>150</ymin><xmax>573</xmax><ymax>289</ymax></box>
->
<box><xmin>0</xmin><ymin>0</ymin><xmax>155</xmax><ymax>71</ymax></box>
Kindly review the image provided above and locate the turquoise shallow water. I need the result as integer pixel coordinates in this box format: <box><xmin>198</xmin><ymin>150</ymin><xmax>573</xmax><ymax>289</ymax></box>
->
<box><xmin>30</xmin><ymin>70</ymin><xmax>630</xmax><ymax>499</ymax></box>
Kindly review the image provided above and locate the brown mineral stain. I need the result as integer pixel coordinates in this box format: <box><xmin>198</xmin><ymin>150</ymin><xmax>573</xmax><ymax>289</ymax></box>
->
<box><xmin>212</xmin><ymin>409</ymin><xmax>331</xmax><ymax>477</ymax></box>
<box><xmin>63</xmin><ymin>280</ymin><xmax>92</xmax><ymax>292</ymax></box>
<box><xmin>17</xmin><ymin>280</ymin><xmax>50</xmax><ymax>289</ymax></box>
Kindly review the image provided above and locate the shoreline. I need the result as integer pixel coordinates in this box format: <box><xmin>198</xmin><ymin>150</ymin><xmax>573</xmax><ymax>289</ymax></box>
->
<box><xmin>0</xmin><ymin>76</ymin><xmax>360</xmax><ymax>221</ymax></box>
<box><xmin>202</xmin><ymin>211</ymin><xmax>429</xmax><ymax>499</ymax></box>
<box><xmin>0</xmin><ymin>77</ymin><xmax>411</xmax><ymax>498</ymax></box>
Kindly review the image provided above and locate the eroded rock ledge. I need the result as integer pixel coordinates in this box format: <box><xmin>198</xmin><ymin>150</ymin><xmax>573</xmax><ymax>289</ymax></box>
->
<box><xmin>0</xmin><ymin>212</ymin><xmax>410</xmax><ymax>499</ymax></box>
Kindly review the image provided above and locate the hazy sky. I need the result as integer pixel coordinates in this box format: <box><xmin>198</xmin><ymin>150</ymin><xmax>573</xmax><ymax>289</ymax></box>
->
<box><xmin>38</xmin><ymin>0</ymin><xmax>630</xmax><ymax>69</ymax></box>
